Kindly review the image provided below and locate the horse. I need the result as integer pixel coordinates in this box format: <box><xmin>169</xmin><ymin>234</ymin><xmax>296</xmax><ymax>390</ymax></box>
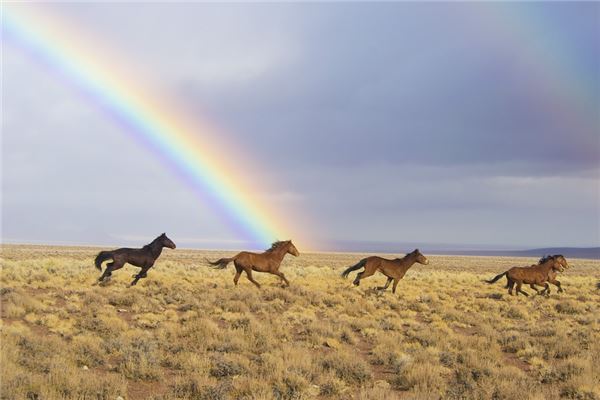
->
<box><xmin>505</xmin><ymin>255</ymin><xmax>570</xmax><ymax>294</ymax></box>
<box><xmin>207</xmin><ymin>240</ymin><xmax>299</xmax><ymax>288</ymax></box>
<box><xmin>341</xmin><ymin>249</ymin><xmax>430</xmax><ymax>294</ymax></box>
<box><xmin>486</xmin><ymin>255</ymin><xmax>569</xmax><ymax>296</ymax></box>
<box><xmin>94</xmin><ymin>233</ymin><xmax>176</xmax><ymax>286</ymax></box>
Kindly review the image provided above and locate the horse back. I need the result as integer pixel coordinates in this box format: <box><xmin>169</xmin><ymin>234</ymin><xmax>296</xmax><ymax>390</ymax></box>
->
<box><xmin>112</xmin><ymin>247</ymin><xmax>152</xmax><ymax>267</ymax></box>
<box><xmin>235</xmin><ymin>251</ymin><xmax>268</xmax><ymax>269</ymax></box>
<box><xmin>506</xmin><ymin>265</ymin><xmax>548</xmax><ymax>284</ymax></box>
<box><xmin>362</xmin><ymin>256</ymin><xmax>385</xmax><ymax>269</ymax></box>
<box><xmin>365</xmin><ymin>256</ymin><xmax>403</xmax><ymax>275</ymax></box>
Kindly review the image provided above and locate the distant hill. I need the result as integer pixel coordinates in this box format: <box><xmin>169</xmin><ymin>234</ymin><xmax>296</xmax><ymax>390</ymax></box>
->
<box><xmin>324</xmin><ymin>240</ymin><xmax>600</xmax><ymax>259</ymax></box>
<box><xmin>424</xmin><ymin>247</ymin><xmax>600</xmax><ymax>260</ymax></box>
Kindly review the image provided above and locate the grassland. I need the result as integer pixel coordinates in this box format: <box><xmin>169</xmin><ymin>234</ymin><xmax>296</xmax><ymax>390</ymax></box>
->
<box><xmin>1</xmin><ymin>244</ymin><xmax>599</xmax><ymax>400</ymax></box>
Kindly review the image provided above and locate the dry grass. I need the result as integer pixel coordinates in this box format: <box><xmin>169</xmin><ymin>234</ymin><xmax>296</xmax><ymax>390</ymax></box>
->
<box><xmin>1</xmin><ymin>244</ymin><xmax>599</xmax><ymax>400</ymax></box>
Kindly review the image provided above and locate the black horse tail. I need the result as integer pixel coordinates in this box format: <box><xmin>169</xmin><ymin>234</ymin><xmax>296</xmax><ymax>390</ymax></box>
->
<box><xmin>94</xmin><ymin>251</ymin><xmax>113</xmax><ymax>271</ymax></box>
<box><xmin>485</xmin><ymin>271</ymin><xmax>507</xmax><ymax>284</ymax></box>
<box><xmin>206</xmin><ymin>257</ymin><xmax>235</xmax><ymax>269</ymax></box>
<box><xmin>341</xmin><ymin>259</ymin><xmax>367</xmax><ymax>278</ymax></box>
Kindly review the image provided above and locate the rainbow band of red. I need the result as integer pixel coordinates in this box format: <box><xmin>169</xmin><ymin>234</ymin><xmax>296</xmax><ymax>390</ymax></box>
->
<box><xmin>2</xmin><ymin>5</ymin><xmax>291</xmax><ymax>248</ymax></box>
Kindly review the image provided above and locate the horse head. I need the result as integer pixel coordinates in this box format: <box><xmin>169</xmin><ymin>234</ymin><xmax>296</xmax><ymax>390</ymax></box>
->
<box><xmin>412</xmin><ymin>249</ymin><xmax>429</xmax><ymax>265</ymax></box>
<box><xmin>159</xmin><ymin>233</ymin><xmax>177</xmax><ymax>249</ymax></box>
<box><xmin>540</xmin><ymin>254</ymin><xmax>569</xmax><ymax>272</ymax></box>
<box><xmin>553</xmin><ymin>255</ymin><xmax>570</xmax><ymax>272</ymax></box>
<box><xmin>286</xmin><ymin>240</ymin><xmax>300</xmax><ymax>257</ymax></box>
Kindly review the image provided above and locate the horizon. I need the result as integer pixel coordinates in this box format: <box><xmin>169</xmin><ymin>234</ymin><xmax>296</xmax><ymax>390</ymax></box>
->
<box><xmin>2</xmin><ymin>3</ymin><xmax>599</xmax><ymax>250</ymax></box>
<box><xmin>1</xmin><ymin>237</ymin><xmax>598</xmax><ymax>255</ymax></box>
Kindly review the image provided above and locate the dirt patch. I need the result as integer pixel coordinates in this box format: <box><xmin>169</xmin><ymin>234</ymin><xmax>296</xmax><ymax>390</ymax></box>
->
<box><xmin>114</xmin><ymin>308</ymin><xmax>135</xmax><ymax>325</ymax></box>
<box><xmin>126</xmin><ymin>378</ymin><xmax>170</xmax><ymax>400</ymax></box>
<box><xmin>451</xmin><ymin>325</ymin><xmax>479</xmax><ymax>337</ymax></box>
<box><xmin>503</xmin><ymin>353</ymin><xmax>532</xmax><ymax>372</ymax></box>
<box><xmin>2</xmin><ymin>316</ymin><xmax>56</xmax><ymax>338</ymax></box>
<box><xmin>355</xmin><ymin>337</ymin><xmax>393</xmax><ymax>382</ymax></box>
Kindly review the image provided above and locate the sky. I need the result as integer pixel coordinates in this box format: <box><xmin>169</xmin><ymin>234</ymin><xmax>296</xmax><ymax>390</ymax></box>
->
<box><xmin>2</xmin><ymin>2</ymin><xmax>599</xmax><ymax>251</ymax></box>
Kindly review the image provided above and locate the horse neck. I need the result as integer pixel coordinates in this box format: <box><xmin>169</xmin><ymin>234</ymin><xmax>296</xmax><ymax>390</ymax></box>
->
<box><xmin>267</xmin><ymin>245</ymin><xmax>288</xmax><ymax>262</ymax></box>
<box><xmin>398</xmin><ymin>253</ymin><xmax>417</xmax><ymax>270</ymax></box>
<box><xmin>147</xmin><ymin>239</ymin><xmax>164</xmax><ymax>259</ymax></box>
<box><xmin>538</xmin><ymin>260</ymin><xmax>556</xmax><ymax>273</ymax></box>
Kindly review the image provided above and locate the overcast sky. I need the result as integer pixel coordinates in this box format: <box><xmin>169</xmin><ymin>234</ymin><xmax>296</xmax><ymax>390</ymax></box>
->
<box><xmin>2</xmin><ymin>2</ymin><xmax>599</xmax><ymax>250</ymax></box>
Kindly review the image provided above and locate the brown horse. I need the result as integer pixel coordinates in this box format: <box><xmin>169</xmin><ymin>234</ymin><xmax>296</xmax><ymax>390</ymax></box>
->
<box><xmin>95</xmin><ymin>233</ymin><xmax>176</xmax><ymax>286</ymax></box>
<box><xmin>486</xmin><ymin>255</ymin><xmax>569</xmax><ymax>296</ymax></box>
<box><xmin>341</xmin><ymin>249</ymin><xmax>430</xmax><ymax>293</ymax></box>
<box><xmin>207</xmin><ymin>240</ymin><xmax>299</xmax><ymax>288</ymax></box>
<box><xmin>506</xmin><ymin>255</ymin><xmax>570</xmax><ymax>294</ymax></box>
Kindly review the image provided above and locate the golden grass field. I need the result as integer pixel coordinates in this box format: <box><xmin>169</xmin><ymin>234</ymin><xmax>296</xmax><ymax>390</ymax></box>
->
<box><xmin>1</xmin><ymin>244</ymin><xmax>599</xmax><ymax>400</ymax></box>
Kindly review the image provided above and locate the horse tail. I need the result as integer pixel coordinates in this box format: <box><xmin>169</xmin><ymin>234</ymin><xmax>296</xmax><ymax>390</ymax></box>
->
<box><xmin>94</xmin><ymin>251</ymin><xmax>113</xmax><ymax>271</ymax></box>
<box><xmin>206</xmin><ymin>257</ymin><xmax>235</xmax><ymax>269</ymax></box>
<box><xmin>341</xmin><ymin>259</ymin><xmax>367</xmax><ymax>278</ymax></box>
<box><xmin>485</xmin><ymin>271</ymin><xmax>507</xmax><ymax>284</ymax></box>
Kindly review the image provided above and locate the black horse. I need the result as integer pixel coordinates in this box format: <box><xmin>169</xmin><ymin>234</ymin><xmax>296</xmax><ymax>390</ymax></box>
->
<box><xmin>94</xmin><ymin>233</ymin><xmax>176</xmax><ymax>286</ymax></box>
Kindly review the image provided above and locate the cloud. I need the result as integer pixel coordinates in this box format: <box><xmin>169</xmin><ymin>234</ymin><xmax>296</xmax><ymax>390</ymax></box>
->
<box><xmin>2</xmin><ymin>2</ymin><xmax>598</xmax><ymax>248</ymax></box>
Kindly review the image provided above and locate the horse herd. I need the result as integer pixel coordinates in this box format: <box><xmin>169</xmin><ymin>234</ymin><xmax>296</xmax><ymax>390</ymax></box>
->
<box><xmin>94</xmin><ymin>233</ymin><xmax>571</xmax><ymax>296</ymax></box>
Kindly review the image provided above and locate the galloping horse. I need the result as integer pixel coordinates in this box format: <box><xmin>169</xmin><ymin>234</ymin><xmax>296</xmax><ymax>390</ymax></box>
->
<box><xmin>486</xmin><ymin>254</ymin><xmax>568</xmax><ymax>296</ymax></box>
<box><xmin>341</xmin><ymin>249</ymin><xmax>430</xmax><ymax>293</ymax></box>
<box><xmin>505</xmin><ymin>255</ymin><xmax>570</xmax><ymax>294</ymax></box>
<box><xmin>94</xmin><ymin>233</ymin><xmax>176</xmax><ymax>286</ymax></box>
<box><xmin>207</xmin><ymin>240</ymin><xmax>300</xmax><ymax>288</ymax></box>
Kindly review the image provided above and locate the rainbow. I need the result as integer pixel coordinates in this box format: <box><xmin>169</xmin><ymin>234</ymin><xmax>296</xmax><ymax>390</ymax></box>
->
<box><xmin>473</xmin><ymin>3</ymin><xmax>598</xmax><ymax>150</ymax></box>
<box><xmin>2</xmin><ymin>5</ymin><xmax>303</xmax><ymax>249</ymax></box>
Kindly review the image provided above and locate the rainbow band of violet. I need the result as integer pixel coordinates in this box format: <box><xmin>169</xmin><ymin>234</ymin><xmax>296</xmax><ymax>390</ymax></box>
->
<box><xmin>2</xmin><ymin>5</ymin><xmax>292</xmax><ymax>249</ymax></box>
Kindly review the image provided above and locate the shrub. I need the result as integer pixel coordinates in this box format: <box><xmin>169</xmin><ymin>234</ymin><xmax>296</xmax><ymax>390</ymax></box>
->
<box><xmin>321</xmin><ymin>353</ymin><xmax>372</xmax><ymax>385</ymax></box>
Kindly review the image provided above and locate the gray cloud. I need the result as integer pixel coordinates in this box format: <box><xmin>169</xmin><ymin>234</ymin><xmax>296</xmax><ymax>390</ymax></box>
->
<box><xmin>2</xmin><ymin>2</ymin><xmax>599</xmax><ymax>249</ymax></box>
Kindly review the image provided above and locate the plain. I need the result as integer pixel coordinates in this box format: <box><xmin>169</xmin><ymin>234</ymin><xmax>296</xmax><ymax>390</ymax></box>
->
<box><xmin>1</xmin><ymin>245</ymin><xmax>599</xmax><ymax>400</ymax></box>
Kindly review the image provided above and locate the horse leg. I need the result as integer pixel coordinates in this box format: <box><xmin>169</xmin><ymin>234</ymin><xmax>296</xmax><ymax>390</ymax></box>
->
<box><xmin>130</xmin><ymin>265</ymin><xmax>151</xmax><ymax>286</ymax></box>
<box><xmin>352</xmin><ymin>272</ymin><xmax>363</xmax><ymax>286</ymax></box>
<box><xmin>98</xmin><ymin>262</ymin><xmax>114</xmax><ymax>281</ymax></box>
<box><xmin>109</xmin><ymin>260</ymin><xmax>125</xmax><ymax>276</ymax></box>
<box><xmin>540</xmin><ymin>282</ymin><xmax>550</xmax><ymax>296</ymax></box>
<box><xmin>516</xmin><ymin>282</ymin><xmax>529</xmax><ymax>297</ymax></box>
<box><xmin>245</xmin><ymin>269</ymin><xmax>261</xmax><ymax>289</ymax></box>
<box><xmin>529</xmin><ymin>284</ymin><xmax>540</xmax><ymax>294</ymax></box>
<box><xmin>99</xmin><ymin>261</ymin><xmax>123</xmax><ymax>282</ymax></box>
<box><xmin>377</xmin><ymin>277</ymin><xmax>393</xmax><ymax>291</ymax></box>
<box><xmin>392</xmin><ymin>278</ymin><xmax>401</xmax><ymax>294</ymax></box>
<box><xmin>550</xmin><ymin>279</ymin><xmax>563</xmax><ymax>293</ymax></box>
<box><xmin>273</xmin><ymin>271</ymin><xmax>290</xmax><ymax>287</ymax></box>
<box><xmin>354</xmin><ymin>269</ymin><xmax>374</xmax><ymax>286</ymax></box>
<box><xmin>233</xmin><ymin>266</ymin><xmax>242</xmax><ymax>286</ymax></box>
<box><xmin>507</xmin><ymin>279</ymin><xmax>515</xmax><ymax>295</ymax></box>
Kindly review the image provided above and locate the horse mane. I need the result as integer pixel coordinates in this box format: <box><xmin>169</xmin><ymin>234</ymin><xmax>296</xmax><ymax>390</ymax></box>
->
<box><xmin>265</xmin><ymin>241</ymin><xmax>288</xmax><ymax>252</ymax></box>
<box><xmin>538</xmin><ymin>254</ymin><xmax>564</xmax><ymax>264</ymax></box>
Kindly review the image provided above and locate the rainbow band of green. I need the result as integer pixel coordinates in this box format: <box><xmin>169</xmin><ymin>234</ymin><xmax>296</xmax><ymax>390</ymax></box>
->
<box><xmin>2</xmin><ymin>6</ymin><xmax>282</xmax><ymax>248</ymax></box>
